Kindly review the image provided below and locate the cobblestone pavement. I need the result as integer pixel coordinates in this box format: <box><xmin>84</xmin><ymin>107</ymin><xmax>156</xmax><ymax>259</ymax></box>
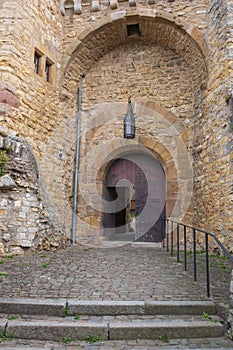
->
<box><xmin>0</xmin><ymin>243</ymin><xmax>231</xmax><ymax>302</ymax></box>
<box><xmin>0</xmin><ymin>243</ymin><xmax>232</xmax><ymax>349</ymax></box>
<box><xmin>1</xmin><ymin>337</ymin><xmax>233</xmax><ymax>349</ymax></box>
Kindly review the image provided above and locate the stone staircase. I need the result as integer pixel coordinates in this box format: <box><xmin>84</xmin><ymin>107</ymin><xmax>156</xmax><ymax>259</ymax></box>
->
<box><xmin>0</xmin><ymin>298</ymin><xmax>225</xmax><ymax>343</ymax></box>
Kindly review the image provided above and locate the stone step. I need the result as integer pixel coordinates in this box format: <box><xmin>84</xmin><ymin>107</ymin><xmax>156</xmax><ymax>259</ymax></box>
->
<box><xmin>1</xmin><ymin>338</ymin><xmax>233</xmax><ymax>350</ymax></box>
<box><xmin>105</xmin><ymin>232</ymin><xmax>135</xmax><ymax>241</ymax></box>
<box><xmin>0</xmin><ymin>315</ymin><xmax>224</xmax><ymax>342</ymax></box>
<box><xmin>0</xmin><ymin>298</ymin><xmax>217</xmax><ymax>317</ymax></box>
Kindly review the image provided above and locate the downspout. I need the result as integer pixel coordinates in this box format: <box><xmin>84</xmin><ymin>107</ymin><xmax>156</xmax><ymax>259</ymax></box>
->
<box><xmin>71</xmin><ymin>77</ymin><xmax>83</xmax><ymax>244</ymax></box>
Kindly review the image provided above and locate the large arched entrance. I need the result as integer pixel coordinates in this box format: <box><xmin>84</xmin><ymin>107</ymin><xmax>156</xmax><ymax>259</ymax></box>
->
<box><xmin>103</xmin><ymin>152</ymin><xmax>165</xmax><ymax>242</ymax></box>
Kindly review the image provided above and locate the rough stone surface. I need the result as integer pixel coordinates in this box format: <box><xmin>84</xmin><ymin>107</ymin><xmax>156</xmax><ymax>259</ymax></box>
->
<box><xmin>0</xmin><ymin>245</ymin><xmax>231</xmax><ymax>304</ymax></box>
<box><xmin>1</xmin><ymin>337</ymin><xmax>233</xmax><ymax>349</ymax></box>
<box><xmin>0</xmin><ymin>298</ymin><xmax>66</xmax><ymax>316</ymax></box>
<box><xmin>0</xmin><ymin>244</ymin><xmax>231</xmax><ymax>346</ymax></box>
<box><xmin>229</xmin><ymin>270</ymin><xmax>233</xmax><ymax>339</ymax></box>
<box><xmin>67</xmin><ymin>300</ymin><xmax>145</xmax><ymax>316</ymax></box>
<box><xmin>0</xmin><ymin>0</ymin><xmax>233</xmax><ymax>336</ymax></box>
<box><xmin>108</xmin><ymin>319</ymin><xmax>224</xmax><ymax>340</ymax></box>
<box><xmin>0</xmin><ymin>174</ymin><xmax>15</xmax><ymax>189</ymax></box>
<box><xmin>0</xmin><ymin>134</ymin><xmax>67</xmax><ymax>255</ymax></box>
<box><xmin>0</xmin><ymin>0</ymin><xmax>232</xmax><ymax>249</ymax></box>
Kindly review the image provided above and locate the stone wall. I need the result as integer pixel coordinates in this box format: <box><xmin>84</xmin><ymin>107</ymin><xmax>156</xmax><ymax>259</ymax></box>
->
<box><xmin>0</xmin><ymin>0</ymin><xmax>232</xmax><ymax>250</ymax></box>
<box><xmin>57</xmin><ymin>8</ymin><xmax>208</xmax><ymax>242</ymax></box>
<box><xmin>0</xmin><ymin>133</ymin><xmax>66</xmax><ymax>256</ymax></box>
<box><xmin>192</xmin><ymin>0</ymin><xmax>233</xmax><ymax>250</ymax></box>
<box><xmin>0</xmin><ymin>0</ymin><xmax>63</xmax><ymax>157</ymax></box>
<box><xmin>229</xmin><ymin>271</ymin><xmax>233</xmax><ymax>338</ymax></box>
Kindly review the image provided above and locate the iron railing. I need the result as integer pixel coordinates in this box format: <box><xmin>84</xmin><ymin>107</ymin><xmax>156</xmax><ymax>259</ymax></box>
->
<box><xmin>163</xmin><ymin>219</ymin><xmax>233</xmax><ymax>297</ymax></box>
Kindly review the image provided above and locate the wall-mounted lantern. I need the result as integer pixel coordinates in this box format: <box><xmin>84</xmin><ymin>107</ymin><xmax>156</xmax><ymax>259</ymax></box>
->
<box><xmin>124</xmin><ymin>98</ymin><xmax>136</xmax><ymax>139</ymax></box>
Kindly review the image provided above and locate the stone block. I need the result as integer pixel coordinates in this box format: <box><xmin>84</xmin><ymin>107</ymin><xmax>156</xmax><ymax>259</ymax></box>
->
<box><xmin>7</xmin><ymin>320</ymin><xmax>108</xmax><ymax>341</ymax></box>
<box><xmin>21</xmin><ymin>240</ymin><xmax>32</xmax><ymax>247</ymax></box>
<box><xmin>0</xmin><ymin>298</ymin><xmax>66</xmax><ymax>316</ymax></box>
<box><xmin>145</xmin><ymin>301</ymin><xmax>216</xmax><ymax>315</ymax></box>
<box><xmin>0</xmin><ymin>90</ymin><xmax>19</xmax><ymax>108</ymax></box>
<box><xmin>10</xmin><ymin>246</ymin><xmax>24</xmax><ymax>256</ymax></box>
<box><xmin>0</xmin><ymin>243</ymin><xmax>6</xmax><ymax>256</ymax></box>
<box><xmin>0</xmin><ymin>175</ymin><xmax>15</xmax><ymax>190</ymax></box>
<box><xmin>108</xmin><ymin>319</ymin><xmax>224</xmax><ymax>340</ymax></box>
<box><xmin>67</xmin><ymin>300</ymin><xmax>145</xmax><ymax>316</ymax></box>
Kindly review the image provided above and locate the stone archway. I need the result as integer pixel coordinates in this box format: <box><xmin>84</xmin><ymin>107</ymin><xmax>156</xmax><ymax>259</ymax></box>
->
<box><xmin>70</xmin><ymin>100</ymin><xmax>192</xmax><ymax>244</ymax></box>
<box><xmin>60</xmin><ymin>10</ymin><xmax>208</xmax><ymax>120</ymax></box>
<box><xmin>103</xmin><ymin>152</ymin><xmax>166</xmax><ymax>242</ymax></box>
<box><xmin>45</xmin><ymin>11</ymin><xmax>203</xmax><ymax>243</ymax></box>
<box><xmin>61</xmin><ymin>10</ymin><xmax>208</xmax><ymax>87</ymax></box>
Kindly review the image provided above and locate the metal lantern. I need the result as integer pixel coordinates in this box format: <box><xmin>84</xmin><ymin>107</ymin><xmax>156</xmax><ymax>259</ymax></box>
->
<box><xmin>124</xmin><ymin>98</ymin><xmax>135</xmax><ymax>139</ymax></box>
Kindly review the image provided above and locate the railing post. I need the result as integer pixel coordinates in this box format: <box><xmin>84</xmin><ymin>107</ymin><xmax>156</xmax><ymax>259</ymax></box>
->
<box><xmin>166</xmin><ymin>219</ymin><xmax>169</xmax><ymax>252</ymax></box>
<box><xmin>177</xmin><ymin>224</ymin><xmax>180</xmax><ymax>263</ymax></box>
<box><xmin>171</xmin><ymin>221</ymin><xmax>174</xmax><ymax>256</ymax></box>
<box><xmin>163</xmin><ymin>219</ymin><xmax>232</xmax><ymax>301</ymax></box>
<box><xmin>193</xmin><ymin>228</ymin><xmax>197</xmax><ymax>282</ymax></box>
<box><xmin>184</xmin><ymin>225</ymin><xmax>187</xmax><ymax>271</ymax></box>
<box><xmin>162</xmin><ymin>219</ymin><xmax>165</xmax><ymax>249</ymax></box>
<box><xmin>205</xmin><ymin>232</ymin><xmax>210</xmax><ymax>297</ymax></box>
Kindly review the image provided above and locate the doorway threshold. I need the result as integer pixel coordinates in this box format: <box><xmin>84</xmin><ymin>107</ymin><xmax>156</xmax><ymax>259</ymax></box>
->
<box><xmin>131</xmin><ymin>242</ymin><xmax>162</xmax><ymax>248</ymax></box>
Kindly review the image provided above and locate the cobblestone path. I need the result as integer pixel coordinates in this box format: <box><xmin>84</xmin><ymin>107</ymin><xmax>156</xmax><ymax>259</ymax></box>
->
<box><xmin>0</xmin><ymin>244</ymin><xmax>231</xmax><ymax>302</ymax></box>
<box><xmin>0</xmin><ymin>243</ymin><xmax>232</xmax><ymax>349</ymax></box>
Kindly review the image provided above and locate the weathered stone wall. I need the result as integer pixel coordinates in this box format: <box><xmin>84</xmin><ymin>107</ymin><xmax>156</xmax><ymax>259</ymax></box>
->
<box><xmin>192</xmin><ymin>0</ymin><xmax>233</xmax><ymax>250</ymax></box>
<box><xmin>59</xmin><ymin>39</ymin><xmax>197</xmax><ymax>242</ymax></box>
<box><xmin>229</xmin><ymin>271</ymin><xmax>233</xmax><ymax>338</ymax></box>
<box><xmin>57</xmin><ymin>8</ymin><xmax>208</xmax><ymax>242</ymax></box>
<box><xmin>61</xmin><ymin>0</ymin><xmax>208</xmax><ymax>55</ymax></box>
<box><xmin>0</xmin><ymin>133</ymin><xmax>66</xmax><ymax>256</ymax></box>
<box><xmin>0</xmin><ymin>0</ymin><xmax>232</xmax><ymax>251</ymax></box>
<box><xmin>0</xmin><ymin>0</ymin><xmax>63</xmax><ymax>157</ymax></box>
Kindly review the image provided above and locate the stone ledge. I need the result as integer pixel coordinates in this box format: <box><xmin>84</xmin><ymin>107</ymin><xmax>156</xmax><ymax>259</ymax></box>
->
<box><xmin>6</xmin><ymin>320</ymin><xmax>108</xmax><ymax>341</ymax></box>
<box><xmin>145</xmin><ymin>300</ymin><xmax>216</xmax><ymax>315</ymax></box>
<box><xmin>0</xmin><ymin>298</ymin><xmax>218</xmax><ymax>317</ymax></box>
<box><xmin>0</xmin><ymin>298</ymin><xmax>66</xmax><ymax>316</ymax></box>
<box><xmin>67</xmin><ymin>300</ymin><xmax>145</xmax><ymax>316</ymax></box>
<box><xmin>108</xmin><ymin>319</ymin><xmax>224</xmax><ymax>340</ymax></box>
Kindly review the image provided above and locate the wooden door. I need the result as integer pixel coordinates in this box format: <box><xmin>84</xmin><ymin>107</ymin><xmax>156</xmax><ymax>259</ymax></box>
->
<box><xmin>104</xmin><ymin>154</ymin><xmax>165</xmax><ymax>241</ymax></box>
<box><xmin>135</xmin><ymin>154</ymin><xmax>165</xmax><ymax>242</ymax></box>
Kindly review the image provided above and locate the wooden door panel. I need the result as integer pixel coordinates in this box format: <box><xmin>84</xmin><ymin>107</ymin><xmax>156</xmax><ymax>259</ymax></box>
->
<box><xmin>104</xmin><ymin>154</ymin><xmax>165</xmax><ymax>242</ymax></box>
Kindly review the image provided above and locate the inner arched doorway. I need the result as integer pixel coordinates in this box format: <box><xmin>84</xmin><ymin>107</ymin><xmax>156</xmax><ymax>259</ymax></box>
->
<box><xmin>103</xmin><ymin>152</ymin><xmax>165</xmax><ymax>242</ymax></box>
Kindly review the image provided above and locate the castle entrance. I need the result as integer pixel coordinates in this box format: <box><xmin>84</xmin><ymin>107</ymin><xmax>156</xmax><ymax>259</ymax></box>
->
<box><xmin>103</xmin><ymin>153</ymin><xmax>166</xmax><ymax>242</ymax></box>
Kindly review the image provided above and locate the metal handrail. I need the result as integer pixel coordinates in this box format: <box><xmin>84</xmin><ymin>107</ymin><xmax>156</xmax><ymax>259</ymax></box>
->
<box><xmin>163</xmin><ymin>219</ymin><xmax>233</xmax><ymax>297</ymax></box>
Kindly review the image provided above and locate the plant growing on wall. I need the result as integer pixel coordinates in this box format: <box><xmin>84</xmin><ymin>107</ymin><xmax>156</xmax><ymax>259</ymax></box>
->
<box><xmin>0</xmin><ymin>150</ymin><xmax>8</xmax><ymax>177</ymax></box>
<box><xmin>225</xmin><ymin>92</ymin><xmax>232</xmax><ymax>104</ymax></box>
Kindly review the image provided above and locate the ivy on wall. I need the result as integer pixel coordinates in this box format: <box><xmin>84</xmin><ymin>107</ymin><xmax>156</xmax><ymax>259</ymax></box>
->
<box><xmin>0</xmin><ymin>150</ymin><xmax>8</xmax><ymax>177</ymax></box>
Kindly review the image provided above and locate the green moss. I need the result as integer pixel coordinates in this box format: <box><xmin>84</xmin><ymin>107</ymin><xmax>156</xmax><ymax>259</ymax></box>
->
<box><xmin>0</xmin><ymin>150</ymin><xmax>8</xmax><ymax>177</ymax></box>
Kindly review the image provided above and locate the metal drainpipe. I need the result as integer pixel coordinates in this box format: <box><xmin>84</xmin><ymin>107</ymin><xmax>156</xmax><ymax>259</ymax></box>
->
<box><xmin>71</xmin><ymin>77</ymin><xmax>83</xmax><ymax>244</ymax></box>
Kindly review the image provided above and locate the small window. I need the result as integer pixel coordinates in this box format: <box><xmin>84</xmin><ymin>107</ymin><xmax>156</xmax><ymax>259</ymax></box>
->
<box><xmin>33</xmin><ymin>48</ymin><xmax>54</xmax><ymax>84</ymax></box>
<box><xmin>45</xmin><ymin>59</ymin><xmax>52</xmax><ymax>83</ymax></box>
<box><xmin>34</xmin><ymin>51</ymin><xmax>41</xmax><ymax>74</ymax></box>
<box><xmin>127</xmin><ymin>24</ymin><xmax>140</xmax><ymax>37</ymax></box>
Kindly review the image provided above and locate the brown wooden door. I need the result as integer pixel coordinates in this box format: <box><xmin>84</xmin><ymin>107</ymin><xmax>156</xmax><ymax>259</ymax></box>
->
<box><xmin>135</xmin><ymin>154</ymin><xmax>165</xmax><ymax>242</ymax></box>
<box><xmin>104</xmin><ymin>153</ymin><xmax>165</xmax><ymax>242</ymax></box>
